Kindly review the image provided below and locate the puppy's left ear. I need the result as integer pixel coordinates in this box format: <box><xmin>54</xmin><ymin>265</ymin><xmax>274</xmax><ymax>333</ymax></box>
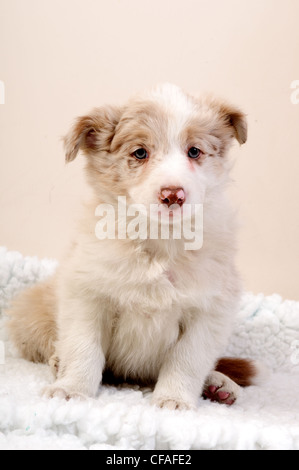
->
<box><xmin>218</xmin><ymin>103</ymin><xmax>247</xmax><ymax>145</ymax></box>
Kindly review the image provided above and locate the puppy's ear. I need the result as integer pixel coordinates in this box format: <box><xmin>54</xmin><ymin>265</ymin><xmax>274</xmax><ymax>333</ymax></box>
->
<box><xmin>217</xmin><ymin>102</ymin><xmax>247</xmax><ymax>145</ymax></box>
<box><xmin>64</xmin><ymin>106</ymin><xmax>122</xmax><ymax>162</ymax></box>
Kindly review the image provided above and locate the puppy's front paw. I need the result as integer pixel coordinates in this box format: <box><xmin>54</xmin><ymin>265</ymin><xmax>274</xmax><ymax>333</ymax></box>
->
<box><xmin>42</xmin><ymin>383</ymin><xmax>87</xmax><ymax>401</ymax></box>
<box><xmin>203</xmin><ymin>371</ymin><xmax>241</xmax><ymax>405</ymax></box>
<box><xmin>152</xmin><ymin>396</ymin><xmax>194</xmax><ymax>411</ymax></box>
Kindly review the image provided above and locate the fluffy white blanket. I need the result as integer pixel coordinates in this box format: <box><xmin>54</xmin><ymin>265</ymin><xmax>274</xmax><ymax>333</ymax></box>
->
<box><xmin>0</xmin><ymin>246</ymin><xmax>298</xmax><ymax>450</ymax></box>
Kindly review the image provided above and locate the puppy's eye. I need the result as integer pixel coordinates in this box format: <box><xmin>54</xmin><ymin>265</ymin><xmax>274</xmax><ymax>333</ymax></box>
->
<box><xmin>187</xmin><ymin>147</ymin><xmax>201</xmax><ymax>159</ymax></box>
<box><xmin>133</xmin><ymin>148</ymin><xmax>148</xmax><ymax>160</ymax></box>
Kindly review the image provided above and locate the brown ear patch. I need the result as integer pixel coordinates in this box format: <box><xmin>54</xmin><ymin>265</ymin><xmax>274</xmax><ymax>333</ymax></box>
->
<box><xmin>64</xmin><ymin>105</ymin><xmax>123</xmax><ymax>163</ymax></box>
<box><xmin>217</xmin><ymin>102</ymin><xmax>247</xmax><ymax>145</ymax></box>
<box><xmin>64</xmin><ymin>116</ymin><xmax>98</xmax><ymax>162</ymax></box>
<box><xmin>193</xmin><ymin>94</ymin><xmax>247</xmax><ymax>156</ymax></box>
<box><xmin>228</xmin><ymin>110</ymin><xmax>247</xmax><ymax>145</ymax></box>
<box><xmin>85</xmin><ymin>128</ymin><xmax>98</xmax><ymax>151</ymax></box>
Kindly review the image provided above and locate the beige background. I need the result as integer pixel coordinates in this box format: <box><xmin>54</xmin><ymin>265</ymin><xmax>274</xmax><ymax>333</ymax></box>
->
<box><xmin>0</xmin><ymin>0</ymin><xmax>298</xmax><ymax>300</ymax></box>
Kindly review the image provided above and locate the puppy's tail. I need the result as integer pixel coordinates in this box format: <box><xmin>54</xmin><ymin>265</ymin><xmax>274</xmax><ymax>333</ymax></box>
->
<box><xmin>6</xmin><ymin>278</ymin><xmax>57</xmax><ymax>364</ymax></box>
<box><xmin>215</xmin><ymin>357</ymin><xmax>268</xmax><ymax>387</ymax></box>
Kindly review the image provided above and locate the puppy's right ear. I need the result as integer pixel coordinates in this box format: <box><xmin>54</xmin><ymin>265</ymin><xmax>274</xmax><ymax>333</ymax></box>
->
<box><xmin>64</xmin><ymin>106</ymin><xmax>122</xmax><ymax>162</ymax></box>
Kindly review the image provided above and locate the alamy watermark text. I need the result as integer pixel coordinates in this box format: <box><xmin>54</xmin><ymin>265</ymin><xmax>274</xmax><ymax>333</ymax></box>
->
<box><xmin>290</xmin><ymin>80</ymin><xmax>299</xmax><ymax>104</ymax></box>
<box><xmin>95</xmin><ymin>196</ymin><xmax>203</xmax><ymax>250</ymax></box>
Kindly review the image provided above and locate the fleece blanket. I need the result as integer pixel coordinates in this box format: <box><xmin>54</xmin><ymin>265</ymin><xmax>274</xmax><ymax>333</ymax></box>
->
<box><xmin>0</xmin><ymin>246</ymin><xmax>298</xmax><ymax>450</ymax></box>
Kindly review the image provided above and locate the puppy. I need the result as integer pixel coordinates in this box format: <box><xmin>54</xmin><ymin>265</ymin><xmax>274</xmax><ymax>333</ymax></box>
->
<box><xmin>7</xmin><ymin>84</ymin><xmax>259</xmax><ymax>409</ymax></box>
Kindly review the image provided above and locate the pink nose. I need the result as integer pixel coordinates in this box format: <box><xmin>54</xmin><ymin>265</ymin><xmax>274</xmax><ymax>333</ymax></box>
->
<box><xmin>159</xmin><ymin>187</ymin><xmax>186</xmax><ymax>207</ymax></box>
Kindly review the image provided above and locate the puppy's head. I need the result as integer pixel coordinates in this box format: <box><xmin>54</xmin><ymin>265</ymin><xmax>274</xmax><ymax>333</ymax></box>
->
<box><xmin>64</xmin><ymin>84</ymin><xmax>247</xmax><ymax>217</ymax></box>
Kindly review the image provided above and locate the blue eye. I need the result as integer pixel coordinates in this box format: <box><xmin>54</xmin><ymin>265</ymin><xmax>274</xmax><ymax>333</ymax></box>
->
<box><xmin>188</xmin><ymin>147</ymin><xmax>201</xmax><ymax>159</ymax></box>
<box><xmin>133</xmin><ymin>148</ymin><xmax>148</xmax><ymax>160</ymax></box>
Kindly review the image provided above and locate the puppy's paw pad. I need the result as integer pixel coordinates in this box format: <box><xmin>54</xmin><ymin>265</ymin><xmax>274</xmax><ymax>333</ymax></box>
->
<box><xmin>42</xmin><ymin>385</ymin><xmax>86</xmax><ymax>401</ymax></box>
<box><xmin>217</xmin><ymin>390</ymin><xmax>230</xmax><ymax>401</ymax></box>
<box><xmin>203</xmin><ymin>385</ymin><xmax>236</xmax><ymax>405</ymax></box>
<box><xmin>203</xmin><ymin>371</ymin><xmax>240</xmax><ymax>406</ymax></box>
